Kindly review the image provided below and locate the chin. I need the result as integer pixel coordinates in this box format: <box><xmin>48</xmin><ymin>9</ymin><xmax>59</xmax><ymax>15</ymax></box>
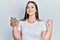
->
<box><xmin>29</xmin><ymin>14</ymin><xmax>35</xmax><ymax>16</ymax></box>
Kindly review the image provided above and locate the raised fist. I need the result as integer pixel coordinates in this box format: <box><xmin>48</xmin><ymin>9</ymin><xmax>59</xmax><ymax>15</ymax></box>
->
<box><xmin>47</xmin><ymin>19</ymin><xmax>53</xmax><ymax>28</ymax></box>
<box><xmin>10</xmin><ymin>17</ymin><xmax>18</xmax><ymax>27</ymax></box>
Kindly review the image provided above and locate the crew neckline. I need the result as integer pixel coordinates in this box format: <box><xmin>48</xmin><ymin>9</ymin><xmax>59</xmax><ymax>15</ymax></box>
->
<box><xmin>26</xmin><ymin>20</ymin><xmax>38</xmax><ymax>25</ymax></box>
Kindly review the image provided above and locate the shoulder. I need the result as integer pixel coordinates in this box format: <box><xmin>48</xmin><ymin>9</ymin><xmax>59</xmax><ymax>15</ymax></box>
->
<box><xmin>37</xmin><ymin>20</ymin><xmax>47</xmax><ymax>27</ymax></box>
<box><xmin>18</xmin><ymin>20</ymin><xmax>26</xmax><ymax>24</ymax></box>
<box><xmin>37</xmin><ymin>20</ymin><xmax>46</xmax><ymax>24</ymax></box>
<box><xmin>38</xmin><ymin>20</ymin><xmax>47</xmax><ymax>29</ymax></box>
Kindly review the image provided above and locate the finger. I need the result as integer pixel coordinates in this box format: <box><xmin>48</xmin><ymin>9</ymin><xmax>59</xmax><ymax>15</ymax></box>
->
<box><xmin>10</xmin><ymin>23</ymin><xmax>12</xmax><ymax>26</ymax></box>
<box><xmin>11</xmin><ymin>17</ymin><xmax>13</xmax><ymax>19</ymax></box>
<box><xmin>10</xmin><ymin>20</ymin><xmax>12</xmax><ymax>22</ymax></box>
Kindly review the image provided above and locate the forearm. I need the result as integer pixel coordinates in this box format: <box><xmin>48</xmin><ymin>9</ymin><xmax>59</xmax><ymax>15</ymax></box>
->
<box><xmin>13</xmin><ymin>27</ymin><xmax>20</xmax><ymax>40</ymax></box>
<box><xmin>45</xmin><ymin>27</ymin><xmax>52</xmax><ymax>40</ymax></box>
<box><xmin>42</xmin><ymin>19</ymin><xmax>53</xmax><ymax>40</ymax></box>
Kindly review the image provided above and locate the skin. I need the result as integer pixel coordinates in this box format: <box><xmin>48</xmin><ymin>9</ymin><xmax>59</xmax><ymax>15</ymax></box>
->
<box><xmin>41</xmin><ymin>19</ymin><xmax>53</xmax><ymax>40</ymax></box>
<box><xmin>10</xmin><ymin>3</ymin><xmax>53</xmax><ymax>40</ymax></box>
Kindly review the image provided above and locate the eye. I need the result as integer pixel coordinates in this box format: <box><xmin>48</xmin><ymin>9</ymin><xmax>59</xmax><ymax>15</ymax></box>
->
<box><xmin>31</xmin><ymin>6</ymin><xmax>34</xmax><ymax>8</ymax></box>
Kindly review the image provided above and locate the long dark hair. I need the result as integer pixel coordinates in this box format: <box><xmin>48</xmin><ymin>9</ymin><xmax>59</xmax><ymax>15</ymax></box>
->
<box><xmin>21</xmin><ymin>1</ymin><xmax>40</xmax><ymax>21</ymax></box>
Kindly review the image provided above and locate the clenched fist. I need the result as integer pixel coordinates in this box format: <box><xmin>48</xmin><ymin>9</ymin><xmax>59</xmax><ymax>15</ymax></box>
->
<box><xmin>10</xmin><ymin>17</ymin><xmax>18</xmax><ymax>27</ymax></box>
<box><xmin>47</xmin><ymin>19</ymin><xmax>53</xmax><ymax>28</ymax></box>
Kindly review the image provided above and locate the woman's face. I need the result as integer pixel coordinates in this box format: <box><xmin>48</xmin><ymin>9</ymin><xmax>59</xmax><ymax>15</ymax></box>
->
<box><xmin>27</xmin><ymin>3</ymin><xmax>37</xmax><ymax>16</ymax></box>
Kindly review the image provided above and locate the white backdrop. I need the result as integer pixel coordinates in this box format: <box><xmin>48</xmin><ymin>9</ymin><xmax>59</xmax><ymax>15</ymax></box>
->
<box><xmin>0</xmin><ymin>0</ymin><xmax>60</xmax><ymax>40</ymax></box>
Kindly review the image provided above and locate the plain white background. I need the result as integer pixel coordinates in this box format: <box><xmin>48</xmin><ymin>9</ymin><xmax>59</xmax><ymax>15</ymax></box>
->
<box><xmin>0</xmin><ymin>0</ymin><xmax>60</xmax><ymax>40</ymax></box>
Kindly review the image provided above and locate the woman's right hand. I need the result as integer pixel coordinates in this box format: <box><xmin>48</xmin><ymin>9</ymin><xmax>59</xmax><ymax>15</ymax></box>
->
<box><xmin>10</xmin><ymin>17</ymin><xmax>18</xmax><ymax>28</ymax></box>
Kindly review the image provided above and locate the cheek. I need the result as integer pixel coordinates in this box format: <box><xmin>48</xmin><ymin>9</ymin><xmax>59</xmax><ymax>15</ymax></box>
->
<box><xmin>32</xmin><ymin>8</ymin><xmax>36</xmax><ymax>12</ymax></box>
<box><xmin>32</xmin><ymin>9</ymin><xmax>36</xmax><ymax>13</ymax></box>
<box><xmin>27</xmin><ymin>8</ymin><xmax>36</xmax><ymax>13</ymax></box>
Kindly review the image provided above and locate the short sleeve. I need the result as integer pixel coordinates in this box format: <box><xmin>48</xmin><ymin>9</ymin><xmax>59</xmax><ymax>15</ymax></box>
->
<box><xmin>17</xmin><ymin>21</ymin><xmax>22</xmax><ymax>31</ymax></box>
<box><xmin>41</xmin><ymin>21</ymin><xmax>47</xmax><ymax>31</ymax></box>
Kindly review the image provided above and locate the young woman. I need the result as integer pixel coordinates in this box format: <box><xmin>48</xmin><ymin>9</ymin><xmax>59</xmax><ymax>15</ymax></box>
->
<box><xmin>10</xmin><ymin>1</ymin><xmax>53</xmax><ymax>40</ymax></box>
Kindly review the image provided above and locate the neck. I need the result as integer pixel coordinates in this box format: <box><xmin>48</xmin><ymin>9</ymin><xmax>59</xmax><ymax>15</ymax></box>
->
<box><xmin>27</xmin><ymin>14</ymin><xmax>37</xmax><ymax>23</ymax></box>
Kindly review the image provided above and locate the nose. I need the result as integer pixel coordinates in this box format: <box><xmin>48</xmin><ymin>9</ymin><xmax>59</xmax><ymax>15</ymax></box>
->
<box><xmin>29</xmin><ymin>7</ymin><xmax>31</xmax><ymax>10</ymax></box>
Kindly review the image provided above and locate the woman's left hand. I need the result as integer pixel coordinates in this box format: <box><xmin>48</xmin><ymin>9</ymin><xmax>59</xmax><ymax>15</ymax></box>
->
<box><xmin>47</xmin><ymin>19</ymin><xmax>53</xmax><ymax>28</ymax></box>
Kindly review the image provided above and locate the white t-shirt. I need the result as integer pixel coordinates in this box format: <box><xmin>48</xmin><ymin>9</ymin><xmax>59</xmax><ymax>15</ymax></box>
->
<box><xmin>17</xmin><ymin>20</ymin><xmax>47</xmax><ymax>40</ymax></box>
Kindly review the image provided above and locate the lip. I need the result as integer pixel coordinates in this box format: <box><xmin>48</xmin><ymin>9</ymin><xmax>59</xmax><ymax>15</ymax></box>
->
<box><xmin>28</xmin><ymin>10</ymin><xmax>33</xmax><ymax>13</ymax></box>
